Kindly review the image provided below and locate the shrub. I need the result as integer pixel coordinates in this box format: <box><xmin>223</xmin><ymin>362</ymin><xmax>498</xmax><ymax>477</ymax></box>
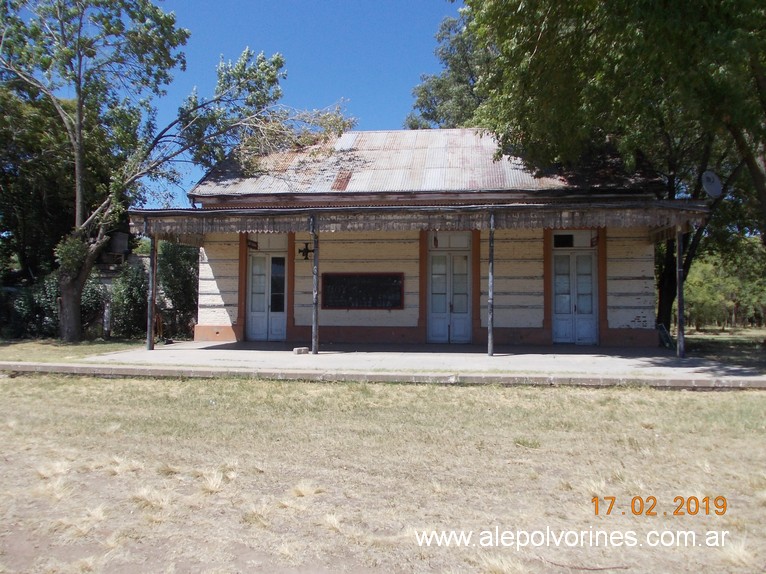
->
<box><xmin>4</xmin><ymin>271</ymin><xmax>106</xmax><ymax>338</ymax></box>
<box><xmin>157</xmin><ymin>241</ymin><xmax>198</xmax><ymax>338</ymax></box>
<box><xmin>81</xmin><ymin>275</ymin><xmax>108</xmax><ymax>336</ymax></box>
<box><xmin>111</xmin><ymin>262</ymin><xmax>148</xmax><ymax>338</ymax></box>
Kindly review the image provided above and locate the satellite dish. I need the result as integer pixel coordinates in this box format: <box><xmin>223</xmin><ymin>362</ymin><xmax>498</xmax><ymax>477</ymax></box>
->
<box><xmin>702</xmin><ymin>170</ymin><xmax>723</xmax><ymax>199</ymax></box>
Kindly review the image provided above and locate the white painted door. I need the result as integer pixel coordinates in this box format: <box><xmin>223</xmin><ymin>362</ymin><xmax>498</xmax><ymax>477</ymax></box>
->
<box><xmin>428</xmin><ymin>253</ymin><xmax>471</xmax><ymax>343</ymax></box>
<box><xmin>553</xmin><ymin>252</ymin><xmax>597</xmax><ymax>344</ymax></box>
<box><xmin>247</xmin><ymin>254</ymin><xmax>286</xmax><ymax>341</ymax></box>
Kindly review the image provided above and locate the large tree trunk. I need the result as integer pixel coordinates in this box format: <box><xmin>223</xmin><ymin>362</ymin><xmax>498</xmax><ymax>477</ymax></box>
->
<box><xmin>57</xmin><ymin>232</ymin><xmax>110</xmax><ymax>342</ymax></box>
<box><xmin>59</xmin><ymin>274</ymin><xmax>84</xmax><ymax>342</ymax></box>
<box><xmin>656</xmin><ymin>238</ymin><xmax>677</xmax><ymax>331</ymax></box>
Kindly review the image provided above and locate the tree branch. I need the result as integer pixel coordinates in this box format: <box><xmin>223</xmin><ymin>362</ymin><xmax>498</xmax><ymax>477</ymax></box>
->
<box><xmin>750</xmin><ymin>51</ymin><xmax>766</xmax><ymax>119</ymax></box>
<box><xmin>725</xmin><ymin>120</ymin><xmax>766</xmax><ymax>239</ymax></box>
<box><xmin>683</xmin><ymin>159</ymin><xmax>746</xmax><ymax>276</ymax></box>
<box><xmin>80</xmin><ymin>194</ymin><xmax>112</xmax><ymax>231</ymax></box>
<box><xmin>690</xmin><ymin>132</ymin><xmax>714</xmax><ymax>200</ymax></box>
<box><xmin>0</xmin><ymin>57</ymin><xmax>77</xmax><ymax>150</ymax></box>
<box><xmin>132</xmin><ymin>84</ymin><xmax>248</xmax><ymax>170</ymax></box>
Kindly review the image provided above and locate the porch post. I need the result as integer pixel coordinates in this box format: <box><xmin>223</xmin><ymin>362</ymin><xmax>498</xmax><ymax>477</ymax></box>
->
<box><xmin>676</xmin><ymin>225</ymin><xmax>685</xmax><ymax>358</ymax></box>
<box><xmin>146</xmin><ymin>232</ymin><xmax>158</xmax><ymax>351</ymax></box>
<box><xmin>310</xmin><ymin>214</ymin><xmax>319</xmax><ymax>354</ymax></box>
<box><xmin>487</xmin><ymin>213</ymin><xmax>495</xmax><ymax>356</ymax></box>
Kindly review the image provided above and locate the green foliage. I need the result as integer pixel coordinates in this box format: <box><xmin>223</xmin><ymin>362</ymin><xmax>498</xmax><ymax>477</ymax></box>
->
<box><xmin>1</xmin><ymin>0</ymin><xmax>190</xmax><ymax>340</ymax></box>
<box><xmin>1</xmin><ymin>0</ymin><xmax>189</xmax><ymax>101</ymax></box>
<box><xmin>0</xmin><ymin>0</ymin><xmax>190</xmax><ymax>216</ymax></box>
<box><xmin>685</xmin><ymin>239</ymin><xmax>766</xmax><ymax>329</ymax></box>
<box><xmin>464</xmin><ymin>0</ymin><xmax>766</xmax><ymax>234</ymax></box>
<box><xmin>2</xmin><ymin>1</ymin><xmax>354</xmax><ymax>341</ymax></box>
<box><xmin>80</xmin><ymin>276</ymin><xmax>108</xmax><ymax>334</ymax></box>
<box><xmin>0</xmin><ymin>84</ymin><xmax>129</xmax><ymax>286</ymax></box>
<box><xmin>0</xmin><ymin>287</ymin><xmax>15</xmax><ymax>336</ymax></box>
<box><xmin>2</xmin><ymin>272</ymin><xmax>106</xmax><ymax>338</ymax></box>
<box><xmin>9</xmin><ymin>274</ymin><xmax>60</xmax><ymax>338</ymax></box>
<box><xmin>133</xmin><ymin>238</ymin><xmax>151</xmax><ymax>255</ymax></box>
<box><xmin>157</xmin><ymin>241</ymin><xmax>198</xmax><ymax>338</ymax></box>
<box><xmin>441</xmin><ymin>1</ymin><xmax>766</xmax><ymax>328</ymax></box>
<box><xmin>177</xmin><ymin>48</ymin><xmax>284</xmax><ymax>169</ymax></box>
<box><xmin>54</xmin><ymin>235</ymin><xmax>89</xmax><ymax>279</ymax></box>
<box><xmin>110</xmin><ymin>262</ymin><xmax>148</xmax><ymax>339</ymax></box>
<box><xmin>685</xmin><ymin>259</ymin><xmax>736</xmax><ymax>330</ymax></box>
<box><xmin>0</xmin><ymin>87</ymin><xmax>74</xmax><ymax>278</ymax></box>
<box><xmin>406</xmin><ymin>13</ymin><xmax>489</xmax><ymax>129</ymax></box>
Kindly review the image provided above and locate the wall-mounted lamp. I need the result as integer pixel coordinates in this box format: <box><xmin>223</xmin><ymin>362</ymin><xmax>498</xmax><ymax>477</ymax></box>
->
<box><xmin>433</xmin><ymin>232</ymin><xmax>439</xmax><ymax>248</ymax></box>
<box><xmin>298</xmin><ymin>242</ymin><xmax>315</xmax><ymax>260</ymax></box>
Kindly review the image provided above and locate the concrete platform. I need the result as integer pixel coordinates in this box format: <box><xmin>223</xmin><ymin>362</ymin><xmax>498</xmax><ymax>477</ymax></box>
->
<box><xmin>1</xmin><ymin>341</ymin><xmax>765</xmax><ymax>389</ymax></box>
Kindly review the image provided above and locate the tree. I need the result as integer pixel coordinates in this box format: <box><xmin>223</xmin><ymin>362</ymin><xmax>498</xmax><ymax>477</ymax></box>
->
<box><xmin>157</xmin><ymin>240</ymin><xmax>198</xmax><ymax>337</ymax></box>
<box><xmin>462</xmin><ymin>0</ymin><xmax>765</xmax><ymax>329</ymax></box>
<box><xmin>466</xmin><ymin>0</ymin><xmax>766</xmax><ymax>236</ymax></box>
<box><xmin>406</xmin><ymin>11</ymin><xmax>489</xmax><ymax>129</ymax></box>
<box><xmin>0</xmin><ymin>85</ymin><xmax>114</xmax><ymax>281</ymax></box>
<box><xmin>1</xmin><ymin>0</ymin><xmax>352</xmax><ymax>341</ymax></box>
<box><xmin>0</xmin><ymin>0</ymin><xmax>188</xmax><ymax>340</ymax></box>
<box><xmin>4</xmin><ymin>270</ymin><xmax>106</xmax><ymax>338</ymax></box>
<box><xmin>110</xmin><ymin>261</ymin><xmax>147</xmax><ymax>338</ymax></box>
<box><xmin>685</xmin><ymin>238</ymin><xmax>766</xmax><ymax>329</ymax></box>
<box><xmin>0</xmin><ymin>85</ymin><xmax>74</xmax><ymax>280</ymax></box>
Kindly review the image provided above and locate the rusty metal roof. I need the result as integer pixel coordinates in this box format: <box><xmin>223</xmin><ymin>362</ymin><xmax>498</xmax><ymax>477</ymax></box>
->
<box><xmin>133</xmin><ymin>128</ymin><xmax>703</xmax><ymax>239</ymax></box>
<box><xmin>189</xmin><ymin>128</ymin><xmax>575</xmax><ymax>199</ymax></box>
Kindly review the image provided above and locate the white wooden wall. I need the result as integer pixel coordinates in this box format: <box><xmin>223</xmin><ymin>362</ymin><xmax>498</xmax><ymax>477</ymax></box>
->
<box><xmin>294</xmin><ymin>231</ymin><xmax>420</xmax><ymax>327</ymax></box>
<box><xmin>479</xmin><ymin>229</ymin><xmax>545</xmax><ymax>328</ymax></box>
<box><xmin>606</xmin><ymin>227</ymin><xmax>655</xmax><ymax>329</ymax></box>
<box><xmin>197</xmin><ymin>233</ymin><xmax>239</xmax><ymax>327</ymax></box>
<box><xmin>195</xmin><ymin>228</ymin><xmax>656</xmax><ymax>333</ymax></box>
<box><xmin>477</xmin><ymin>227</ymin><xmax>655</xmax><ymax>330</ymax></box>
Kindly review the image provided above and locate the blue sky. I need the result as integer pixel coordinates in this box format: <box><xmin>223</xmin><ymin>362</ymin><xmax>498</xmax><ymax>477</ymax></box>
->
<box><xmin>150</xmin><ymin>0</ymin><xmax>462</xmax><ymax>205</ymax></box>
<box><xmin>159</xmin><ymin>0</ymin><xmax>462</xmax><ymax>130</ymax></box>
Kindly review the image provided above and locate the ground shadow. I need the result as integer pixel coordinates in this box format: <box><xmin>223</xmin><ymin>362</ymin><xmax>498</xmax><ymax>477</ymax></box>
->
<box><xmin>195</xmin><ymin>340</ymin><xmax>764</xmax><ymax>378</ymax></box>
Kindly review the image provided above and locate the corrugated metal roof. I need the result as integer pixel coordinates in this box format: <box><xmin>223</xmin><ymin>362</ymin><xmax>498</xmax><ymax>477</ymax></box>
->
<box><xmin>189</xmin><ymin>128</ymin><xmax>570</xmax><ymax>198</ymax></box>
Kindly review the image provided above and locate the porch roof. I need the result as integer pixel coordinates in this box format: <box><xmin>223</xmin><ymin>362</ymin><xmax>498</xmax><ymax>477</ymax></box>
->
<box><xmin>129</xmin><ymin>198</ymin><xmax>707</xmax><ymax>245</ymax></box>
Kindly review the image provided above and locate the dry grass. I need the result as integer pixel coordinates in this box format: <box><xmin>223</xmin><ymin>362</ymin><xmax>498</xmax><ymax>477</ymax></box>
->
<box><xmin>291</xmin><ymin>479</ymin><xmax>324</xmax><ymax>498</ymax></box>
<box><xmin>242</xmin><ymin>501</ymin><xmax>272</xmax><ymax>528</ymax></box>
<box><xmin>0</xmin><ymin>339</ymin><xmax>142</xmax><ymax>363</ymax></box>
<box><xmin>200</xmin><ymin>469</ymin><xmax>224</xmax><ymax>494</ymax></box>
<box><xmin>0</xmin><ymin>374</ymin><xmax>764</xmax><ymax>573</ymax></box>
<box><xmin>131</xmin><ymin>486</ymin><xmax>171</xmax><ymax>511</ymax></box>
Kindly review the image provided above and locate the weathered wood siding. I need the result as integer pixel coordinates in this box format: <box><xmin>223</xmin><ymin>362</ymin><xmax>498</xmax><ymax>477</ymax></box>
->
<box><xmin>194</xmin><ymin>228</ymin><xmax>656</xmax><ymax>337</ymax></box>
<box><xmin>197</xmin><ymin>233</ymin><xmax>239</xmax><ymax>327</ymax></box>
<box><xmin>294</xmin><ymin>231</ymin><xmax>420</xmax><ymax>327</ymax></box>
<box><xmin>606</xmin><ymin>227</ymin><xmax>655</xmax><ymax>329</ymax></box>
<box><xmin>479</xmin><ymin>229</ymin><xmax>545</xmax><ymax>328</ymax></box>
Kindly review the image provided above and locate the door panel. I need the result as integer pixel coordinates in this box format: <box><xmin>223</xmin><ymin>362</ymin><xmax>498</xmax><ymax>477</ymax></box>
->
<box><xmin>553</xmin><ymin>252</ymin><xmax>597</xmax><ymax>344</ymax></box>
<box><xmin>449</xmin><ymin>254</ymin><xmax>471</xmax><ymax>342</ymax></box>
<box><xmin>574</xmin><ymin>254</ymin><xmax>596</xmax><ymax>344</ymax></box>
<box><xmin>428</xmin><ymin>252</ymin><xmax>471</xmax><ymax>343</ymax></box>
<box><xmin>248</xmin><ymin>255</ymin><xmax>268</xmax><ymax>340</ymax></box>
<box><xmin>429</xmin><ymin>255</ymin><xmax>449</xmax><ymax>342</ymax></box>
<box><xmin>247</xmin><ymin>254</ymin><xmax>286</xmax><ymax>341</ymax></box>
<box><xmin>268</xmin><ymin>257</ymin><xmax>286</xmax><ymax>340</ymax></box>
